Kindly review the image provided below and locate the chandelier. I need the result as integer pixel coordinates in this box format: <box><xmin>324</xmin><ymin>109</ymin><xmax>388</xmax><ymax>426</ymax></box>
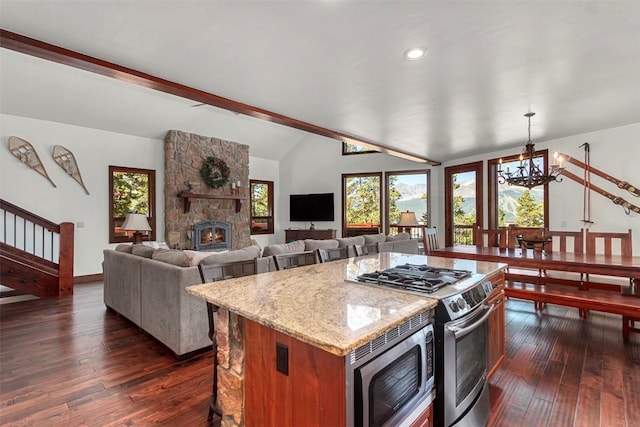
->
<box><xmin>497</xmin><ymin>112</ymin><xmax>563</xmax><ymax>189</ymax></box>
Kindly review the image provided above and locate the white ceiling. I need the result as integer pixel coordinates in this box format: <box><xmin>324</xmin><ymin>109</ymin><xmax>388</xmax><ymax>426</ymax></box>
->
<box><xmin>1</xmin><ymin>0</ymin><xmax>639</xmax><ymax>163</ymax></box>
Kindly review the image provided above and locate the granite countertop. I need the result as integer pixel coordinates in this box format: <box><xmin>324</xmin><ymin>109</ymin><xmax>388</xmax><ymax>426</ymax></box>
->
<box><xmin>186</xmin><ymin>252</ymin><xmax>507</xmax><ymax>357</ymax></box>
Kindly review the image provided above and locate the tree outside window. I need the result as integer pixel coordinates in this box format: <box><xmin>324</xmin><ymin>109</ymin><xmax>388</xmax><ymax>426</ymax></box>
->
<box><xmin>250</xmin><ymin>180</ymin><xmax>274</xmax><ymax>234</ymax></box>
<box><xmin>488</xmin><ymin>151</ymin><xmax>549</xmax><ymax>230</ymax></box>
<box><xmin>342</xmin><ymin>173</ymin><xmax>381</xmax><ymax>236</ymax></box>
<box><xmin>109</xmin><ymin>166</ymin><xmax>155</xmax><ymax>243</ymax></box>
<box><xmin>385</xmin><ymin>170</ymin><xmax>430</xmax><ymax>236</ymax></box>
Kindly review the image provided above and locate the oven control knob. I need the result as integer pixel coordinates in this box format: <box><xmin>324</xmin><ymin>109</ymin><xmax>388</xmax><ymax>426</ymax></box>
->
<box><xmin>449</xmin><ymin>301</ymin><xmax>459</xmax><ymax>312</ymax></box>
<box><xmin>457</xmin><ymin>297</ymin><xmax>466</xmax><ymax>309</ymax></box>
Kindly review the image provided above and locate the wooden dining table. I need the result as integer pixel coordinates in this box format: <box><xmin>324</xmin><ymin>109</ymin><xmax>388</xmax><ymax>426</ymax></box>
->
<box><xmin>432</xmin><ymin>245</ymin><xmax>640</xmax><ymax>279</ymax></box>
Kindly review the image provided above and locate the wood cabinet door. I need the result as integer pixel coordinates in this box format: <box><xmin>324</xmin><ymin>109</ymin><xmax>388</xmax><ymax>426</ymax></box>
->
<box><xmin>487</xmin><ymin>289</ymin><xmax>506</xmax><ymax>378</ymax></box>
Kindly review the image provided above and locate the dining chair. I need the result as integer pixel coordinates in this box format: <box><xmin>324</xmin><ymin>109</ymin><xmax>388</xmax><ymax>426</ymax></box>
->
<box><xmin>584</xmin><ymin>229</ymin><xmax>637</xmax><ymax>334</ymax></box>
<box><xmin>198</xmin><ymin>258</ymin><xmax>258</xmax><ymax>421</ymax></box>
<box><xmin>420</xmin><ymin>227</ymin><xmax>439</xmax><ymax>255</ymax></box>
<box><xmin>273</xmin><ymin>251</ymin><xmax>318</xmax><ymax>270</ymax></box>
<box><xmin>316</xmin><ymin>247</ymin><xmax>350</xmax><ymax>263</ymax></box>
<box><xmin>354</xmin><ymin>243</ymin><xmax>379</xmax><ymax>257</ymax></box>
<box><xmin>474</xmin><ymin>226</ymin><xmax>507</xmax><ymax>250</ymax></box>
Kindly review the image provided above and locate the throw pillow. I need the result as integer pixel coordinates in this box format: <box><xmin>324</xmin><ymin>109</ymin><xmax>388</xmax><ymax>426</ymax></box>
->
<box><xmin>184</xmin><ymin>250</ymin><xmax>229</xmax><ymax>267</ymax></box>
<box><xmin>115</xmin><ymin>243</ymin><xmax>133</xmax><ymax>253</ymax></box>
<box><xmin>261</xmin><ymin>240</ymin><xmax>305</xmax><ymax>257</ymax></box>
<box><xmin>336</xmin><ymin>236</ymin><xmax>365</xmax><ymax>248</ymax></box>
<box><xmin>200</xmin><ymin>245</ymin><xmax>262</xmax><ymax>265</ymax></box>
<box><xmin>152</xmin><ymin>249</ymin><xmax>190</xmax><ymax>267</ymax></box>
<box><xmin>131</xmin><ymin>244</ymin><xmax>156</xmax><ymax>258</ymax></box>
<box><xmin>304</xmin><ymin>239</ymin><xmax>339</xmax><ymax>251</ymax></box>
<box><xmin>386</xmin><ymin>232</ymin><xmax>410</xmax><ymax>242</ymax></box>
<box><xmin>363</xmin><ymin>233</ymin><xmax>387</xmax><ymax>244</ymax></box>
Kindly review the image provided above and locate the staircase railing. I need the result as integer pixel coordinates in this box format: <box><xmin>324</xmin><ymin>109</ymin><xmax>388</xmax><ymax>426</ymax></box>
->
<box><xmin>0</xmin><ymin>199</ymin><xmax>74</xmax><ymax>297</ymax></box>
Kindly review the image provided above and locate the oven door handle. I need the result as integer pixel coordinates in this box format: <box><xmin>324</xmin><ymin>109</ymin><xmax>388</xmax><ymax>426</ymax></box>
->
<box><xmin>447</xmin><ymin>304</ymin><xmax>495</xmax><ymax>339</ymax></box>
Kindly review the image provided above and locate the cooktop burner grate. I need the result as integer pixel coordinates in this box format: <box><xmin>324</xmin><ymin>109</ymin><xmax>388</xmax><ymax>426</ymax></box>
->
<box><xmin>355</xmin><ymin>264</ymin><xmax>472</xmax><ymax>294</ymax></box>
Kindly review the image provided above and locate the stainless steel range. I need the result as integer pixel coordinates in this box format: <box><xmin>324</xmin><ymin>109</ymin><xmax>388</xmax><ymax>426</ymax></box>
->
<box><xmin>352</xmin><ymin>263</ymin><xmax>494</xmax><ymax>427</ymax></box>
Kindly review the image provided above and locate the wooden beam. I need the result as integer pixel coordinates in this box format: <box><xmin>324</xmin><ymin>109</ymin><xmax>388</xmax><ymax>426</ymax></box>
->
<box><xmin>0</xmin><ymin>29</ymin><xmax>441</xmax><ymax>165</ymax></box>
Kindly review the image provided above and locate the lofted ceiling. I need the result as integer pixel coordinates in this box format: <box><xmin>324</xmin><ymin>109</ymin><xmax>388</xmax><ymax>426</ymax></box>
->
<box><xmin>1</xmin><ymin>0</ymin><xmax>639</xmax><ymax>163</ymax></box>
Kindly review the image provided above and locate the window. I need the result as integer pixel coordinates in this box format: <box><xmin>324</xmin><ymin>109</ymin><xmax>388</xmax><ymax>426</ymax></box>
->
<box><xmin>444</xmin><ymin>162</ymin><xmax>483</xmax><ymax>246</ymax></box>
<box><xmin>109</xmin><ymin>166</ymin><xmax>156</xmax><ymax>243</ymax></box>
<box><xmin>385</xmin><ymin>170</ymin><xmax>430</xmax><ymax>236</ymax></box>
<box><xmin>250</xmin><ymin>180</ymin><xmax>274</xmax><ymax>234</ymax></box>
<box><xmin>488</xmin><ymin>150</ymin><xmax>549</xmax><ymax>229</ymax></box>
<box><xmin>342</xmin><ymin>173</ymin><xmax>382</xmax><ymax>237</ymax></box>
<box><xmin>342</xmin><ymin>142</ymin><xmax>377</xmax><ymax>155</ymax></box>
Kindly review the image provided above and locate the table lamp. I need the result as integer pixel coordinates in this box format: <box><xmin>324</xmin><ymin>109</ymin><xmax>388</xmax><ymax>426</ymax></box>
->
<box><xmin>397</xmin><ymin>211</ymin><xmax>419</xmax><ymax>234</ymax></box>
<box><xmin>121</xmin><ymin>213</ymin><xmax>151</xmax><ymax>244</ymax></box>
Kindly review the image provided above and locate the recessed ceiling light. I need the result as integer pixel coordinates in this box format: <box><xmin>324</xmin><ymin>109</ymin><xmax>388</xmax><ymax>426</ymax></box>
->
<box><xmin>404</xmin><ymin>47</ymin><xmax>427</xmax><ymax>61</ymax></box>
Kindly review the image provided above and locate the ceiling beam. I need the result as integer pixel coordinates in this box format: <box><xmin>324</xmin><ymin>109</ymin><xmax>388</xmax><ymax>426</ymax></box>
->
<box><xmin>0</xmin><ymin>29</ymin><xmax>441</xmax><ymax>165</ymax></box>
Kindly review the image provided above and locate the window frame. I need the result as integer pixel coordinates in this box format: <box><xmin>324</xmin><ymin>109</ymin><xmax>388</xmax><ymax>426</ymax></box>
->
<box><xmin>249</xmin><ymin>179</ymin><xmax>275</xmax><ymax>235</ymax></box>
<box><xmin>109</xmin><ymin>165</ymin><xmax>156</xmax><ymax>243</ymax></box>
<box><xmin>342</xmin><ymin>142</ymin><xmax>377</xmax><ymax>156</ymax></box>
<box><xmin>342</xmin><ymin>172</ymin><xmax>383</xmax><ymax>237</ymax></box>
<box><xmin>487</xmin><ymin>149</ymin><xmax>550</xmax><ymax>230</ymax></box>
<box><xmin>444</xmin><ymin>161</ymin><xmax>484</xmax><ymax>247</ymax></box>
<box><xmin>384</xmin><ymin>169</ymin><xmax>431</xmax><ymax>235</ymax></box>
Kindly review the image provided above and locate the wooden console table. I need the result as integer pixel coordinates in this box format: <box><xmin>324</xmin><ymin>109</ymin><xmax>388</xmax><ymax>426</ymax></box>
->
<box><xmin>177</xmin><ymin>192</ymin><xmax>248</xmax><ymax>214</ymax></box>
<box><xmin>285</xmin><ymin>229</ymin><xmax>336</xmax><ymax>242</ymax></box>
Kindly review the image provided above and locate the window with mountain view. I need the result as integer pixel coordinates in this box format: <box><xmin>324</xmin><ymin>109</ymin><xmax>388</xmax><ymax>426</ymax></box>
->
<box><xmin>444</xmin><ymin>162</ymin><xmax>483</xmax><ymax>246</ymax></box>
<box><xmin>488</xmin><ymin>151</ymin><xmax>549</xmax><ymax>229</ymax></box>
<box><xmin>342</xmin><ymin>173</ymin><xmax>382</xmax><ymax>237</ymax></box>
<box><xmin>386</xmin><ymin>170</ymin><xmax>430</xmax><ymax>236</ymax></box>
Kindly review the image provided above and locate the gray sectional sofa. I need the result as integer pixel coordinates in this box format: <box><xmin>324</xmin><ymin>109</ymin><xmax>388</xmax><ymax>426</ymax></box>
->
<box><xmin>102</xmin><ymin>232</ymin><xmax>417</xmax><ymax>357</ymax></box>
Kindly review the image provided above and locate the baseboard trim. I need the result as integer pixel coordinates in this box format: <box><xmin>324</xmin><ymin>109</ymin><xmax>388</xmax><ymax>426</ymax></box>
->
<box><xmin>75</xmin><ymin>274</ymin><xmax>103</xmax><ymax>284</ymax></box>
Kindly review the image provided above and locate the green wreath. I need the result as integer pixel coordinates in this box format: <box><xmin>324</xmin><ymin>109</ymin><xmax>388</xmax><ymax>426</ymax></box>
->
<box><xmin>199</xmin><ymin>156</ymin><xmax>230</xmax><ymax>188</ymax></box>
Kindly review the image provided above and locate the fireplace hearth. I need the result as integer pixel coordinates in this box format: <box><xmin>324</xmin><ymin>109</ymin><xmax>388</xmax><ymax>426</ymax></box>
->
<box><xmin>192</xmin><ymin>220</ymin><xmax>231</xmax><ymax>251</ymax></box>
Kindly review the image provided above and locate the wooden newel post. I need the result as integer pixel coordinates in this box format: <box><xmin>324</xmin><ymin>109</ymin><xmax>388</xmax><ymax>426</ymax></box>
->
<box><xmin>58</xmin><ymin>222</ymin><xmax>75</xmax><ymax>296</ymax></box>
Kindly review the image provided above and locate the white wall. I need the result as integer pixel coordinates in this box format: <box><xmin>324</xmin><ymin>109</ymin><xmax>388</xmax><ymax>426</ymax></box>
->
<box><xmin>248</xmin><ymin>155</ymin><xmax>279</xmax><ymax>248</ymax></box>
<box><xmin>0</xmin><ymin>114</ymin><xmax>284</xmax><ymax>275</ymax></box>
<box><xmin>434</xmin><ymin>122</ymin><xmax>640</xmax><ymax>255</ymax></box>
<box><xmin>277</xmin><ymin>134</ymin><xmax>433</xmax><ymax>242</ymax></box>
<box><xmin>1</xmin><ymin>114</ymin><xmax>166</xmax><ymax>276</ymax></box>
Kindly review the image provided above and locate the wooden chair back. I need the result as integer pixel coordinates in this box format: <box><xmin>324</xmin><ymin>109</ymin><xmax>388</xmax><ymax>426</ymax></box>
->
<box><xmin>354</xmin><ymin>243</ymin><xmax>379</xmax><ymax>257</ymax></box>
<box><xmin>546</xmin><ymin>229</ymin><xmax>584</xmax><ymax>254</ymax></box>
<box><xmin>507</xmin><ymin>225</ymin><xmax>548</xmax><ymax>249</ymax></box>
<box><xmin>273</xmin><ymin>251</ymin><xmax>318</xmax><ymax>270</ymax></box>
<box><xmin>198</xmin><ymin>258</ymin><xmax>258</xmax><ymax>283</ymax></box>
<box><xmin>316</xmin><ymin>247</ymin><xmax>350</xmax><ymax>263</ymax></box>
<box><xmin>585</xmin><ymin>229</ymin><xmax>632</xmax><ymax>256</ymax></box>
<box><xmin>421</xmin><ymin>227</ymin><xmax>439</xmax><ymax>255</ymax></box>
<box><xmin>475</xmin><ymin>226</ymin><xmax>507</xmax><ymax>249</ymax></box>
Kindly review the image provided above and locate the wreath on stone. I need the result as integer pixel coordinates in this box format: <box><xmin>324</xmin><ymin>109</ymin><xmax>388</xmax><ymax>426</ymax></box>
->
<box><xmin>199</xmin><ymin>156</ymin><xmax>230</xmax><ymax>188</ymax></box>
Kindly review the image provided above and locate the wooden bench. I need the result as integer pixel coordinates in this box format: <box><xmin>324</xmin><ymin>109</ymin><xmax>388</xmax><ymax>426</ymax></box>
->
<box><xmin>434</xmin><ymin>230</ymin><xmax>640</xmax><ymax>340</ymax></box>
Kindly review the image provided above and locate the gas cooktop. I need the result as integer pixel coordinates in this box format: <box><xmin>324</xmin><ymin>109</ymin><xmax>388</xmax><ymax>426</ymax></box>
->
<box><xmin>354</xmin><ymin>264</ymin><xmax>473</xmax><ymax>294</ymax></box>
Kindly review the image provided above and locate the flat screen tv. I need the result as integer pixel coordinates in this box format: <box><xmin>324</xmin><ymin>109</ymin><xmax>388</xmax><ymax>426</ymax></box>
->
<box><xmin>289</xmin><ymin>193</ymin><xmax>334</xmax><ymax>222</ymax></box>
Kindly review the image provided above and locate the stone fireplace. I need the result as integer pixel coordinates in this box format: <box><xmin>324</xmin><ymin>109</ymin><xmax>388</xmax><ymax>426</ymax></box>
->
<box><xmin>164</xmin><ymin>130</ymin><xmax>250</xmax><ymax>250</ymax></box>
<box><xmin>192</xmin><ymin>220</ymin><xmax>231</xmax><ymax>251</ymax></box>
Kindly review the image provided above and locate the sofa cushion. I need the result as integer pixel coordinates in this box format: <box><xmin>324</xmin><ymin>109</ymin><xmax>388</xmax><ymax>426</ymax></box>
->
<box><xmin>115</xmin><ymin>243</ymin><xmax>133</xmax><ymax>253</ymax></box>
<box><xmin>363</xmin><ymin>233</ymin><xmax>387</xmax><ymax>244</ymax></box>
<box><xmin>200</xmin><ymin>245</ymin><xmax>261</xmax><ymax>265</ymax></box>
<box><xmin>131</xmin><ymin>244</ymin><xmax>156</xmax><ymax>258</ymax></box>
<box><xmin>386</xmin><ymin>232</ymin><xmax>410</xmax><ymax>242</ymax></box>
<box><xmin>183</xmin><ymin>250</ymin><xmax>227</xmax><ymax>267</ymax></box>
<box><xmin>336</xmin><ymin>236</ymin><xmax>365</xmax><ymax>248</ymax></box>
<box><xmin>262</xmin><ymin>240</ymin><xmax>305</xmax><ymax>257</ymax></box>
<box><xmin>152</xmin><ymin>249</ymin><xmax>191</xmax><ymax>267</ymax></box>
<box><xmin>304</xmin><ymin>239</ymin><xmax>339</xmax><ymax>251</ymax></box>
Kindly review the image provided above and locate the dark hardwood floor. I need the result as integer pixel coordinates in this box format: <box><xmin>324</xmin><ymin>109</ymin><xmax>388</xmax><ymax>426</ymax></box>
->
<box><xmin>1</xmin><ymin>283</ymin><xmax>638</xmax><ymax>426</ymax></box>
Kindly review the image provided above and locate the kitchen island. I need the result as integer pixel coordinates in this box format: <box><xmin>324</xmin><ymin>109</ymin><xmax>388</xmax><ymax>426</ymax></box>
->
<box><xmin>186</xmin><ymin>252</ymin><xmax>506</xmax><ymax>427</ymax></box>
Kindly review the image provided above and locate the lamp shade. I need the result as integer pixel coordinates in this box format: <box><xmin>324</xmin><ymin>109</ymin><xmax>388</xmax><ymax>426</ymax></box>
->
<box><xmin>121</xmin><ymin>213</ymin><xmax>152</xmax><ymax>231</ymax></box>
<box><xmin>397</xmin><ymin>211</ymin><xmax>419</xmax><ymax>227</ymax></box>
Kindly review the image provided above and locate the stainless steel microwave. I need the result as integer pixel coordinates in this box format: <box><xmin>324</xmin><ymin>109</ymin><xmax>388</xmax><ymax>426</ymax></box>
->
<box><xmin>346</xmin><ymin>319</ymin><xmax>434</xmax><ymax>427</ymax></box>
